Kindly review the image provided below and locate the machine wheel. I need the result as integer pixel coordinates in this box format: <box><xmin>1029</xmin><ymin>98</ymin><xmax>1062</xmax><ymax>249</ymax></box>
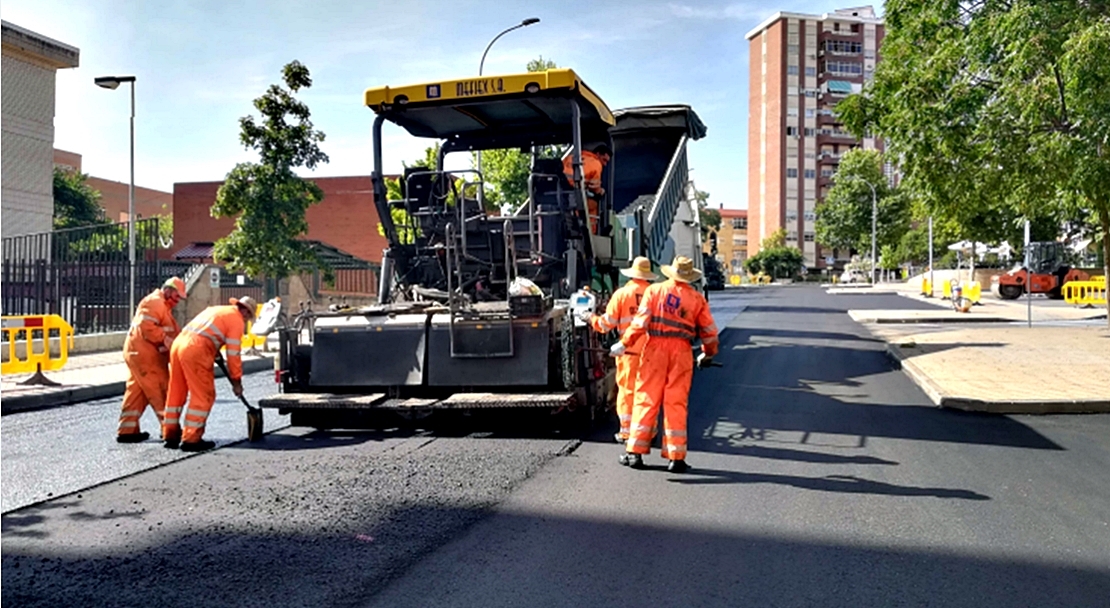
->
<box><xmin>998</xmin><ymin>284</ymin><xmax>1023</xmax><ymax>300</ymax></box>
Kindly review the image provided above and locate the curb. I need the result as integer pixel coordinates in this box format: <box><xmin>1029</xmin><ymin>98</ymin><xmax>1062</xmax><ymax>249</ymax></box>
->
<box><xmin>885</xmin><ymin>344</ymin><xmax>1110</xmax><ymax>414</ymax></box>
<box><xmin>1</xmin><ymin>356</ymin><xmax>275</xmax><ymax>416</ymax></box>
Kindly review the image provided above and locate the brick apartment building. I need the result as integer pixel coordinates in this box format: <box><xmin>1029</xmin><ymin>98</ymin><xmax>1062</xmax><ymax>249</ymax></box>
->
<box><xmin>2</xmin><ymin>21</ymin><xmax>79</xmax><ymax>237</ymax></box>
<box><xmin>745</xmin><ymin>5</ymin><xmax>885</xmax><ymax>270</ymax></box>
<box><xmin>54</xmin><ymin>149</ymin><xmax>173</xmax><ymax>222</ymax></box>
<box><xmin>172</xmin><ymin>175</ymin><xmax>388</xmax><ymax>266</ymax></box>
<box><xmin>705</xmin><ymin>207</ymin><xmax>748</xmax><ymax>276</ymax></box>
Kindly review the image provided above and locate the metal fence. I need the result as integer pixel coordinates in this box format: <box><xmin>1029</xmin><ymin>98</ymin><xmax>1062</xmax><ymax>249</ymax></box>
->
<box><xmin>2</xmin><ymin>219</ymin><xmax>166</xmax><ymax>334</ymax></box>
<box><xmin>218</xmin><ymin>271</ymin><xmax>266</xmax><ymax>305</ymax></box>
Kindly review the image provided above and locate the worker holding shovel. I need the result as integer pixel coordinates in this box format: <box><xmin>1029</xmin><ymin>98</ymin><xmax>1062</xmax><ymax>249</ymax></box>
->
<box><xmin>162</xmin><ymin>296</ymin><xmax>255</xmax><ymax>452</ymax></box>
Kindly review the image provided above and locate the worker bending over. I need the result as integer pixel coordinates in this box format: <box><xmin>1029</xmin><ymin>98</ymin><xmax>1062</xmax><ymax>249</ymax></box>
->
<box><xmin>116</xmin><ymin>277</ymin><xmax>185</xmax><ymax>443</ymax></box>
<box><xmin>162</xmin><ymin>296</ymin><xmax>256</xmax><ymax>452</ymax></box>
<box><xmin>612</xmin><ymin>256</ymin><xmax>718</xmax><ymax>473</ymax></box>
<box><xmin>562</xmin><ymin>143</ymin><xmax>611</xmax><ymax>234</ymax></box>
<box><xmin>579</xmin><ymin>256</ymin><xmax>657</xmax><ymax>443</ymax></box>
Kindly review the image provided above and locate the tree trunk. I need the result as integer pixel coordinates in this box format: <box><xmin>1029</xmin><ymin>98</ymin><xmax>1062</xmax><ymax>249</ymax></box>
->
<box><xmin>1098</xmin><ymin>204</ymin><xmax>1110</xmax><ymax>329</ymax></box>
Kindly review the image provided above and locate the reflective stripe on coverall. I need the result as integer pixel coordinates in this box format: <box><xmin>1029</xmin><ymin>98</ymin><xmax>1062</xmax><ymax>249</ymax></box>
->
<box><xmin>590</xmin><ymin>279</ymin><xmax>650</xmax><ymax>440</ymax></box>
<box><xmin>563</xmin><ymin>150</ymin><xmax>604</xmax><ymax>233</ymax></box>
<box><xmin>162</xmin><ymin>305</ymin><xmax>245</xmax><ymax>443</ymax></box>
<box><xmin>620</xmin><ymin>279</ymin><xmax>718</xmax><ymax>460</ymax></box>
<box><xmin>118</xmin><ymin>289</ymin><xmax>180</xmax><ymax>436</ymax></box>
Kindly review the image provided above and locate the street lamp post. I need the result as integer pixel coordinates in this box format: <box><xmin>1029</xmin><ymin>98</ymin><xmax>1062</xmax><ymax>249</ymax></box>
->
<box><xmin>476</xmin><ymin>18</ymin><xmax>540</xmax><ymax>209</ymax></box>
<box><xmin>95</xmin><ymin>75</ymin><xmax>138</xmax><ymax>313</ymax></box>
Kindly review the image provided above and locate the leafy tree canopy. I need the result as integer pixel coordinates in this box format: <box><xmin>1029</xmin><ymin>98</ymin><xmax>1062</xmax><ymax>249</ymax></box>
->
<box><xmin>837</xmin><ymin>0</ymin><xmax>1110</xmax><ymax>316</ymax></box>
<box><xmin>211</xmin><ymin>61</ymin><xmax>330</xmax><ymax>280</ymax></box>
<box><xmin>815</xmin><ymin>149</ymin><xmax>909</xmax><ymax>254</ymax></box>
<box><xmin>53</xmin><ymin>168</ymin><xmax>107</xmax><ymax>230</ymax></box>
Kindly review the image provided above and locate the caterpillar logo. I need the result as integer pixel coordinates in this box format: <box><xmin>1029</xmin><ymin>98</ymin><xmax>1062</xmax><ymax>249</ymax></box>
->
<box><xmin>456</xmin><ymin>78</ymin><xmax>505</xmax><ymax>97</ymax></box>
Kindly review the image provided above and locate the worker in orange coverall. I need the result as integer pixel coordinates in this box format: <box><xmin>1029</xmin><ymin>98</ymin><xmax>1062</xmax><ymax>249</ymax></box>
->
<box><xmin>116</xmin><ymin>277</ymin><xmax>185</xmax><ymax>443</ymax></box>
<box><xmin>563</xmin><ymin>143</ymin><xmax>611</xmax><ymax>234</ymax></box>
<box><xmin>579</xmin><ymin>256</ymin><xmax>657</xmax><ymax>443</ymax></box>
<box><xmin>162</xmin><ymin>296</ymin><xmax>255</xmax><ymax>452</ymax></box>
<box><xmin>611</xmin><ymin>256</ymin><xmax>718</xmax><ymax>473</ymax></box>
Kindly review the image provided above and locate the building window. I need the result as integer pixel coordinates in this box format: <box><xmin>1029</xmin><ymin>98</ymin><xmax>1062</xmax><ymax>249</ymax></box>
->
<box><xmin>824</xmin><ymin>61</ymin><xmax>863</xmax><ymax>76</ymax></box>
<box><xmin>824</xmin><ymin>40</ymin><xmax>863</xmax><ymax>54</ymax></box>
<box><xmin>786</xmin><ymin>211</ymin><xmax>798</xmax><ymax>221</ymax></box>
<box><xmin>787</xmin><ymin>65</ymin><xmax>799</xmax><ymax>75</ymax></box>
<box><xmin>804</xmin><ymin>212</ymin><xmax>816</xmax><ymax>221</ymax></box>
<box><xmin>805</xmin><ymin>108</ymin><xmax>815</xmax><ymax>118</ymax></box>
<box><xmin>821</xmin><ymin>168</ymin><xmax>834</xmax><ymax>177</ymax></box>
<box><xmin>786</xmin><ymin>126</ymin><xmax>799</xmax><ymax>136</ymax></box>
<box><xmin>731</xmin><ymin>217</ymin><xmax>748</xmax><ymax>229</ymax></box>
<box><xmin>805</xmin><ymin>66</ymin><xmax>817</xmax><ymax>76</ymax></box>
<box><xmin>864</xmin><ymin>50</ymin><xmax>875</xmax><ymax>59</ymax></box>
<box><xmin>805</xmin><ymin>152</ymin><xmax>816</xmax><ymax>159</ymax></box>
<box><xmin>788</xmin><ymin>231</ymin><xmax>799</xmax><ymax>241</ymax></box>
<box><xmin>786</xmin><ymin>168</ymin><xmax>799</xmax><ymax>178</ymax></box>
<box><xmin>804</xmin><ymin>169</ymin><xmax>816</xmax><ymax>179</ymax></box>
<box><xmin>787</xmin><ymin>107</ymin><xmax>799</xmax><ymax>117</ymax></box>
<box><xmin>803</xmin><ymin>232</ymin><xmax>815</xmax><ymax>242</ymax></box>
<box><xmin>804</xmin><ymin>128</ymin><xmax>815</xmax><ymax>137</ymax></box>
<box><xmin>788</xmin><ymin>44</ymin><xmax>799</xmax><ymax>55</ymax></box>
<box><xmin>804</xmin><ymin>89</ymin><xmax>817</xmax><ymax>98</ymax></box>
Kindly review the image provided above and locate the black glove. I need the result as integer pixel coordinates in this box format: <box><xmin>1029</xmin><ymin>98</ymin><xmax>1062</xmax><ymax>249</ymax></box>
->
<box><xmin>696</xmin><ymin>353</ymin><xmax>714</xmax><ymax>369</ymax></box>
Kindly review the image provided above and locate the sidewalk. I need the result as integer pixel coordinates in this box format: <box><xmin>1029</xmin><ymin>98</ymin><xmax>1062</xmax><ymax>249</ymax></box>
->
<box><xmin>876</xmin><ymin>324</ymin><xmax>1110</xmax><ymax>413</ymax></box>
<box><xmin>1</xmin><ymin>349</ymin><xmax>275</xmax><ymax>415</ymax></box>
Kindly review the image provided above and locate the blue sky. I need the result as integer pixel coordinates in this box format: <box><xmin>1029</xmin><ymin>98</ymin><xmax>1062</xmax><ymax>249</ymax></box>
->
<box><xmin>6</xmin><ymin>0</ymin><xmax>860</xmax><ymax>210</ymax></box>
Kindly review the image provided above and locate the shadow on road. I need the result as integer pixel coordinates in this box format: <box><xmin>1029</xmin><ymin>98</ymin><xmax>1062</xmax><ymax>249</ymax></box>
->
<box><xmin>665</xmin><ymin>468</ymin><xmax>990</xmax><ymax>500</ymax></box>
<box><xmin>4</xmin><ymin>505</ymin><xmax>1105</xmax><ymax>607</ymax></box>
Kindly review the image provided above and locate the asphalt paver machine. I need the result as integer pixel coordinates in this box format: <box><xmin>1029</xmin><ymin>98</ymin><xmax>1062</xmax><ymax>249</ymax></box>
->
<box><xmin>260</xmin><ymin>69</ymin><xmax>706</xmax><ymax>430</ymax></box>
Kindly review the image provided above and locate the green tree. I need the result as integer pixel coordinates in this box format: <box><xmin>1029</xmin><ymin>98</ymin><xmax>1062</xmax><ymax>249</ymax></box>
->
<box><xmin>53</xmin><ymin>168</ymin><xmax>108</xmax><ymax>230</ymax></box>
<box><xmin>746</xmin><ymin>229</ymin><xmax>805</xmax><ymax>279</ymax></box>
<box><xmin>694</xmin><ymin>189</ymin><xmax>721</xmax><ymax>240</ymax></box>
<box><xmin>837</xmin><ymin>0</ymin><xmax>1110</xmax><ymax>320</ymax></box>
<box><xmin>474</xmin><ymin>56</ymin><xmax>561</xmax><ymax>212</ymax></box>
<box><xmin>815</xmin><ymin>150</ymin><xmax>908</xmax><ymax>254</ymax></box>
<box><xmin>211</xmin><ymin>61</ymin><xmax>329</xmax><ymax>280</ymax></box>
<box><xmin>377</xmin><ymin>145</ymin><xmax>445</xmax><ymax>244</ymax></box>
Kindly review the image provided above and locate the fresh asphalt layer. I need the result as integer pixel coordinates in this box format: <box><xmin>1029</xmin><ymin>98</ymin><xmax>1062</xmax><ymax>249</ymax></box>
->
<box><xmin>3</xmin><ymin>286</ymin><xmax>1109</xmax><ymax>607</ymax></box>
<box><xmin>1</xmin><ymin>370</ymin><xmax>289</xmax><ymax>513</ymax></box>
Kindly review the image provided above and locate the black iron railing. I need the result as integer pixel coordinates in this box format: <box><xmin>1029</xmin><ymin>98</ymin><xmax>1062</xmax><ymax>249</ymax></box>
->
<box><xmin>2</xmin><ymin>219</ymin><xmax>165</xmax><ymax>334</ymax></box>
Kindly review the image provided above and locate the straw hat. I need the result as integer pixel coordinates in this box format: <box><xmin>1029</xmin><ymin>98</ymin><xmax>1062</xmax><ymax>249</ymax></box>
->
<box><xmin>661</xmin><ymin>256</ymin><xmax>703</xmax><ymax>283</ymax></box>
<box><xmin>230</xmin><ymin>296</ymin><xmax>257</xmax><ymax>321</ymax></box>
<box><xmin>619</xmin><ymin>256</ymin><xmax>657</xmax><ymax>281</ymax></box>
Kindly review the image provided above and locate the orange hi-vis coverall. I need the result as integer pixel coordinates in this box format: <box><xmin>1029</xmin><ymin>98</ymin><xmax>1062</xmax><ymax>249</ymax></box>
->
<box><xmin>590</xmin><ymin>278</ymin><xmax>651</xmax><ymax>440</ymax></box>
<box><xmin>162</xmin><ymin>305</ymin><xmax>245</xmax><ymax>444</ymax></box>
<box><xmin>118</xmin><ymin>290</ymin><xmax>180</xmax><ymax>436</ymax></box>
<box><xmin>563</xmin><ymin>150</ymin><xmax>604</xmax><ymax>233</ymax></box>
<box><xmin>620</xmin><ymin>279</ymin><xmax>718</xmax><ymax>461</ymax></box>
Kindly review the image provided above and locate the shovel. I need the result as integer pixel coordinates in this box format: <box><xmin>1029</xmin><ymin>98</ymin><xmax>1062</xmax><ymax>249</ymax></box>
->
<box><xmin>214</xmin><ymin>353</ymin><xmax>264</xmax><ymax>442</ymax></box>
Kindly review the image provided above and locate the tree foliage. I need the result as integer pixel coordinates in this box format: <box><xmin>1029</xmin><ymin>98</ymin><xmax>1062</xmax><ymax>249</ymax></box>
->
<box><xmin>694</xmin><ymin>189</ymin><xmax>721</xmax><ymax>240</ymax></box>
<box><xmin>837</xmin><ymin>0</ymin><xmax>1110</xmax><ymax>315</ymax></box>
<box><xmin>212</xmin><ymin>61</ymin><xmax>329</xmax><ymax>280</ymax></box>
<box><xmin>53</xmin><ymin>168</ymin><xmax>107</xmax><ymax>230</ymax></box>
<box><xmin>475</xmin><ymin>56</ymin><xmax>561</xmax><ymax>212</ymax></box>
<box><xmin>815</xmin><ymin>149</ymin><xmax>909</xmax><ymax>255</ymax></box>
<box><xmin>745</xmin><ymin>229</ymin><xmax>805</xmax><ymax>278</ymax></box>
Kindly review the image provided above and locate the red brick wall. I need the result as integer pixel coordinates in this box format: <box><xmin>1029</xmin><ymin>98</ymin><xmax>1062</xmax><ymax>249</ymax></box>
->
<box><xmin>87</xmin><ymin>177</ymin><xmax>173</xmax><ymax>222</ymax></box>
<box><xmin>764</xmin><ymin>20</ymin><xmax>785</xmax><ymax>254</ymax></box>
<box><xmin>747</xmin><ymin>31</ymin><xmax>762</xmax><ymax>260</ymax></box>
<box><xmin>172</xmin><ymin>175</ymin><xmax>388</xmax><ymax>264</ymax></box>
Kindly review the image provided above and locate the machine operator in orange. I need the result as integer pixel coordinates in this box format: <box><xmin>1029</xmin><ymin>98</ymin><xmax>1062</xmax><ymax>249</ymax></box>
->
<box><xmin>116</xmin><ymin>277</ymin><xmax>185</xmax><ymax>443</ymax></box>
<box><xmin>162</xmin><ymin>297</ymin><xmax>256</xmax><ymax>452</ymax></box>
<box><xmin>562</xmin><ymin>143</ymin><xmax>611</xmax><ymax>234</ymax></box>
<box><xmin>611</xmin><ymin>256</ymin><xmax>718</xmax><ymax>473</ymax></box>
<box><xmin>579</xmin><ymin>256</ymin><xmax>657</xmax><ymax>443</ymax></box>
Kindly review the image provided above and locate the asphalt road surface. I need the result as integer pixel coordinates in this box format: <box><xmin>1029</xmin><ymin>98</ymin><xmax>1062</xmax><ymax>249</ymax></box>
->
<box><xmin>4</xmin><ymin>286</ymin><xmax>1109</xmax><ymax>607</ymax></box>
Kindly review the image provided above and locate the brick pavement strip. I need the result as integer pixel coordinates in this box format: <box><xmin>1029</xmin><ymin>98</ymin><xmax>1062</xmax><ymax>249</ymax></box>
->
<box><xmin>1</xmin><ymin>352</ymin><xmax>275</xmax><ymax>415</ymax></box>
<box><xmin>883</xmin><ymin>326</ymin><xmax>1110</xmax><ymax>414</ymax></box>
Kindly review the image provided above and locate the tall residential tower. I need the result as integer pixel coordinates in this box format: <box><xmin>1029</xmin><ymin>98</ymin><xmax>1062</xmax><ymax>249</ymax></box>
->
<box><xmin>746</xmin><ymin>6</ymin><xmax>884</xmax><ymax>269</ymax></box>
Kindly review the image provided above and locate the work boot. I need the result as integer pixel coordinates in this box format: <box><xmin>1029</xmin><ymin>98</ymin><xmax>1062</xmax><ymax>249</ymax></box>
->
<box><xmin>116</xmin><ymin>432</ymin><xmax>150</xmax><ymax>444</ymax></box>
<box><xmin>618</xmin><ymin>453</ymin><xmax>644</xmax><ymax>469</ymax></box>
<box><xmin>180</xmin><ymin>440</ymin><xmax>216</xmax><ymax>453</ymax></box>
<box><xmin>163</xmin><ymin>433</ymin><xmax>180</xmax><ymax>449</ymax></box>
<box><xmin>667</xmin><ymin>459</ymin><xmax>690</xmax><ymax>474</ymax></box>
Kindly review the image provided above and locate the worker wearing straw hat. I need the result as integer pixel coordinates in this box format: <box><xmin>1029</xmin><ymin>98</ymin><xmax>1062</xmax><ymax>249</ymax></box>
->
<box><xmin>162</xmin><ymin>296</ymin><xmax>256</xmax><ymax>452</ymax></box>
<box><xmin>612</xmin><ymin>256</ymin><xmax>718</xmax><ymax>472</ymax></box>
<box><xmin>579</xmin><ymin>256</ymin><xmax>657</xmax><ymax>443</ymax></box>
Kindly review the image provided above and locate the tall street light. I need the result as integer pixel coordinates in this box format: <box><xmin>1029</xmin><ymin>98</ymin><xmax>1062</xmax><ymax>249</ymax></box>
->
<box><xmin>476</xmin><ymin>18</ymin><xmax>540</xmax><ymax>210</ymax></box>
<box><xmin>95</xmin><ymin>75</ymin><xmax>138</xmax><ymax>313</ymax></box>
